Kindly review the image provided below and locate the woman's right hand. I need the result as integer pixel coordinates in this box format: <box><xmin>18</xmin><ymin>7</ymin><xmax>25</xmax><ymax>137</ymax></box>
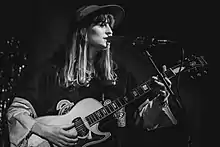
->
<box><xmin>32</xmin><ymin>122</ymin><xmax>78</xmax><ymax>147</ymax></box>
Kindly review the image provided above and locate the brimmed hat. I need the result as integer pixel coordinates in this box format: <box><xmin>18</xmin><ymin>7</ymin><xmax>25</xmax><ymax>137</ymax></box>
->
<box><xmin>76</xmin><ymin>4</ymin><xmax>125</xmax><ymax>28</ymax></box>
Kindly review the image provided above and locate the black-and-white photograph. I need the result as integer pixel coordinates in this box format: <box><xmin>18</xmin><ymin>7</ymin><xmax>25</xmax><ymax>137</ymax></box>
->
<box><xmin>1</xmin><ymin>1</ymin><xmax>209</xmax><ymax>147</ymax></box>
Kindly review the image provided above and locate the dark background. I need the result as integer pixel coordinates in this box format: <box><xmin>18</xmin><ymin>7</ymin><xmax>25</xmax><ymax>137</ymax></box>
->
<box><xmin>1</xmin><ymin>0</ymin><xmax>210</xmax><ymax>147</ymax></box>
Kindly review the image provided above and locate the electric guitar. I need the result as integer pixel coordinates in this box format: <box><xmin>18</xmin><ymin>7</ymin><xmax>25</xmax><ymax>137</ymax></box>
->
<box><xmin>27</xmin><ymin>55</ymin><xmax>207</xmax><ymax>147</ymax></box>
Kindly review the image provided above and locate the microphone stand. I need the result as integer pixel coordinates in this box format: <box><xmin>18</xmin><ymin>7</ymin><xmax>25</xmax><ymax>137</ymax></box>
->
<box><xmin>107</xmin><ymin>35</ymin><xmax>183</xmax><ymax>108</ymax></box>
<box><xmin>143</xmin><ymin>45</ymin><xmax>193</xmax><ymax>147</ymax></box>
<box><xmin>143</xmin><ymin>48</ymin><xmax>183</xmax><ymax>109</ymax></box>
<box><xmin>129</xmin><ymin>35</ymin><xmax>192</xmax><ymax>146</ymax></box>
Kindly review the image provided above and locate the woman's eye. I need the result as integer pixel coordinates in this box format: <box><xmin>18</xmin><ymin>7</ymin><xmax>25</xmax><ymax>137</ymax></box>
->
<box><xmin>99</xmin><ymin>22</ymin><xmax>107</xmax><ymax>27</ymax></box>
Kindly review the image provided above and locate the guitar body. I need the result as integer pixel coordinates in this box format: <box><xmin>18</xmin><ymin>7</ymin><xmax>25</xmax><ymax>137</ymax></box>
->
<box><xmin>28</xmin><ymin>98</ymin><xmax>111</xmax><ymax>147</ymax></box>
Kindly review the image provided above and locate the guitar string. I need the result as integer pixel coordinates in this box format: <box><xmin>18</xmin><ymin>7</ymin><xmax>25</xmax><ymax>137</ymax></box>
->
<box><xmin>74</xmin><ymin>80</ymin><xmax>164</xmax><ymax>134</ymax></box>
<box><xmin>75</xmin><ymin>103</ymin><xmax>123</xmax><ymax>133</ymax></box>
<box><xmin>74</xmin><ymin>77</ymin><xmax>159</xmax><ymax>132</ymax></box>
<box><xmin>74</xmin><ymin>61</ymin><xmax>198</xmax><ymax>135</ymax></box>
<box><xmin>74</xmin><ymin>102</ymin><xmax>129</xmax><ymax>136</ymax></box>
<box><xmin>87</xmin><ymin>102</ymin><xmax>126</xmax><ymax>126</ymax></box>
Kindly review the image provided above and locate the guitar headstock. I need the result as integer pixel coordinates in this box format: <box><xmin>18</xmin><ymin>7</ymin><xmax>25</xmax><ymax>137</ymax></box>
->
<box><xmin>179</xmin><ymin>54</ymin><xmax>208</xmax><ymax>79</ymax></box>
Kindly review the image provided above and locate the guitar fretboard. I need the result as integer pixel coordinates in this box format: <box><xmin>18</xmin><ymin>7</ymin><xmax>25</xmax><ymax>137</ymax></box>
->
<box><xmin>85</xmin><ymin>79</ymin><xmax>154</xmax><ymax>126</ymax></box>
<box><xmin>85</xmin><ymin>60</ymin><xmax>196</xmax><ymax>126</ymax></box>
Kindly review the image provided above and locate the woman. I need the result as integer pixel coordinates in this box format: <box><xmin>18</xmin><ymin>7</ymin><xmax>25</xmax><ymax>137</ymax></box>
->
<box><xmin>6</xmin><ymin>4</ymin><xmax>173</xmax><ymax>147</ymax></box>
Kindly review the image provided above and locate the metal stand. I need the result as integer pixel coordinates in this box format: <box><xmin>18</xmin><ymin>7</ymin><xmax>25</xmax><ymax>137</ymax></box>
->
<box><xmin>131</xmin><ymin>36</ymin><xmax>193</xmax><ymax>147</ymax></box>
<box><xmin>143</xmin><ymin>49</ymin><xmax>183</xmax><ymax>109</ymax></box>
<box><xmin>144</xmin><ymin>49</ymin><xmax>194</xmax><ymax>147</ymax></box>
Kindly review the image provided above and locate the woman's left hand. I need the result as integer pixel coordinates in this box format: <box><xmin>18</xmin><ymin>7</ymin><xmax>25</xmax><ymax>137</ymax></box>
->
<box><xmin>151</xmin><ymin>65</ymin><xmax>172</xmax><ymax>99</ymax></box>
<box><xmin>134</xmin><ymin>65</ymin><xmax>172</xmax><ymax>128</ymax></box>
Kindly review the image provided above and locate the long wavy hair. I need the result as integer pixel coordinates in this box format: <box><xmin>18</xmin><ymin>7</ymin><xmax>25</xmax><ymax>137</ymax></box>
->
<box><xmin>57</xmin><ymin>13</ymin><xmax>118</xmax><ymax>88</ymax></box>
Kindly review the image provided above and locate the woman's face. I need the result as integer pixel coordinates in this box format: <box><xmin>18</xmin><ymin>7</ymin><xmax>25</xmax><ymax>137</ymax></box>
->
<box><xmin>87</xmin><ymin>15</ymin><xmax>113</xmax><ymax>50</ymax></box>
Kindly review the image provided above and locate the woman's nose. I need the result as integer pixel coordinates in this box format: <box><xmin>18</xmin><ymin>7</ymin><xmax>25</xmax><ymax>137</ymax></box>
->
<box><xmin>106</xmin><ymin>24</ymin><xmax>113</xmax><ymax>36</ymax></box>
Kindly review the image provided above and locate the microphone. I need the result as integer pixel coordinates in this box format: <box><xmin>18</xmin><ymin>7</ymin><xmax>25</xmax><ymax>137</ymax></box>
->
<box><xmin>104</xmin><ymin>36</ymin><xmax>130</xmax><ymax>42</ymax></box>
<box><xmin>151</xmin><ymin>38</ymin><xmax>176</xmax><ymax>44</ymax></box>
<box><xmin>104</xmin><ymin>36</ymin><xmax>141</xmax><ymax>42</ymax></box>
<box><xmin>104</xmin><ymin>36</ymin><xmax>176</xmax><ymax>45</ymax></box>
<box><xmin>104</xmin><ymin>36</ymin><xmax>147</xmax><ymax>46</ymax></box>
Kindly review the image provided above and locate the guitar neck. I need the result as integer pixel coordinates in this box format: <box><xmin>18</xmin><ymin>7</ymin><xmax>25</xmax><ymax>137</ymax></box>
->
<box><xmin>85</xmin><ymin>65</ymin><xmax>185</xmax><ymax>127</ymax></box>
<box><xmin>84</xmin><ymin>55</ymin><xmax>207</xmax><ymax>127</ymax></box>
<box><xmin>164</xmin><ymin>64</ymin><xmax>186</xmax><ymax>79</ymax></box>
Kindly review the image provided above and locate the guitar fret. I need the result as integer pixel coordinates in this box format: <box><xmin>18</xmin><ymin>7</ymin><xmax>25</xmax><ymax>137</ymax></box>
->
<box><xmin>140</xmin><ymin>83</ymin><xmax>150</xmax><ymax>93</ymax></box>
<box><xmin>89</xmin><ymin>114</ymin><xmax>96</xmax><ymax>123</ymax></box>
<box><xmin>92</xmin><ymin>113</ymin><xmax>99</xmax><ymax>122</ymax></box>
<box><xmin>95</xmin><ymin>111</ymin><xmax>102</xmax><ymax>119</ymax></box>
<box><xmin>89</xmin><ymin>116</ymin><xmax>94</xmax><ymax>124</ymax></box>
<box><xmin>98</xmin><ymin>109</ymin><xmax>105</xmax><ymax>118</ymax></box>
<box><xmin>86</xmin><ymin>116</ymin><xmax>93</xmax><ymax>125</ymax></box>
<box><xmin>111</xmin><ymin>101</ymin><xmax>119</xmax><ymax>109</ymax></box>
<box><xmin>105</xmin><ymin>105</ymin><xmax>112</xmax><ymax>114</ymax></box>
<box><xmin>118</xmin><ymin>98</ymin><xmax>125</xmax><ymax>105</ymax></box>
<box><xmin>115</xmin><ymin>99</ymin><xmax>122</xmax><ymax>108</ymax></box>
<box><xmin>136</xmin><ymin>87</ymin><xmax>145</xmax><ymax>96</ymax></box>
<box><xmin>101</xmin><ymin>107</ymin><xmax>108</xmax><ymax>115</ymax></box>
<box><xmin>107</xmin><ymin>104</ymin><xmax>115</xmax><ymax>112</ymax></box>
<box><xmin>120</xmin><ymin>98</ymin><xmax>126</xmax><ymax>106</ymax></box>
<box><xmin>121</xmin><ymin>97</ymin><xmax>128</xmax><ymax>105</ymax></box>
<box><xmin>131</xmin><ymin>89</ymin><xmax>140</xmax><ymax>98</ymax></box>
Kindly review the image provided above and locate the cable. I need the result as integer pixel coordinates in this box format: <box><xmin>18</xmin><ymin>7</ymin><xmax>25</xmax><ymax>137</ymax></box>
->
<box><xmin>176</xmin><ymin>47</ymin><xmax>193</xmax><ymax>147</ymax></box>
<box><xmin>176</xmin><ymin>47</ymin><xmax>184</xmax><ymax>101</ymax></box>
